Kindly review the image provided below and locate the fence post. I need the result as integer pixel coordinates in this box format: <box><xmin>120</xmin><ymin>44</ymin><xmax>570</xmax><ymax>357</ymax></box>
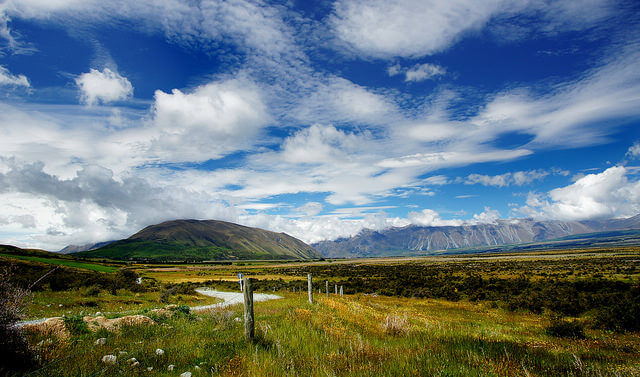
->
<box><xmin>326</xmin><ymin>280</ymin><xmax>329</xmax><ymax>298</ymax></box>
<box><xmin>335</xmin><ymin>284</ymin><xmax>338</xmax><ymax>295</ymax></box>
<box><xmin>340</xmin><ymin>285</ymin><xmax>343</xmax><ymax>297</ymax></box>
<box><xmin>307</xmin><ymin>273</ymin><xmax>313</xmax><ymax>304</ymax></box>
<box><xmin>243</xmin><ymin>278</ymin><xmax>254</xmax><ymax>341</ymax></box>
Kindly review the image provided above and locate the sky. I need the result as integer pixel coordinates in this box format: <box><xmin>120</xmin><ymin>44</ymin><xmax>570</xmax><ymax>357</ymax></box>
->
<box><xmin>0</xmin><ymin>0</ymin><xmax>640</xmax><ymax>251</ymax></box>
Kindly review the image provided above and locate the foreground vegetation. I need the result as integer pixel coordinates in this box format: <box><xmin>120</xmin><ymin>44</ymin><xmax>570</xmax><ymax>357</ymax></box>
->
<box><xmin>19</xmin><ymin>293</ymin><xmax>640</xmax><ymax>376</ymax></box>
<box><xmin>1</xmin><ymin>247</ymin><xmax>639</xmax><ymax>376</ymax></box>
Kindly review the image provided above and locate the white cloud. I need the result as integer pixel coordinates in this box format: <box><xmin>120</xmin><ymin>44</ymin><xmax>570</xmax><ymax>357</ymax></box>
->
<box><xmin>472</xmin><ymin>207</ymin><xmax>500</xmax><ymax>224</ymax></box>
<box><xmin>329</xmin><ymin>0</ymin><xmax>613</xmax><ymax>58</ymax></box>
<box><xmin>626</xmin><ymin>141</ymin><xmax>640</xmax><ymax>159</ymax></box>
<box><xmin>407</xmin><ymin>209</ymin><xmax>463</xmax><ymax>227</ymax></box>
<box><xmin>330</xmin><ymin>0</ymin><xmax>505</xmax><ymax>58</ymax></box>
<box><xmin>0</xmin><ymin>65</ymin><xmax>29</xmax><ymax>87</ymax></box>
<box><xmin>75</xmin><ymin>68</ymin><xmax>133</xmax><ymax>105</ymax></box>
<box><xmin>519</xmin><ymin>166</ymin><xmax>640</xmax><ymax>221</ymax></box>
<box><xmin>405</xmin><ymin>63</ymin><xmax>446</xmax><ymax>82</ymax></box>
<box><xmin>465</xmin><ymin>169</ymin><xmax>550</xmax><ymax>187</ymax></box>
<box><xmin>292</xmin><ymin>77</ymin><xmax>399</xmax><ymax>127</ymax></box>
<box><xmin>150</xmin><ymin>79</ymin><xmax>269</xmax><ymax>162</ymax></box>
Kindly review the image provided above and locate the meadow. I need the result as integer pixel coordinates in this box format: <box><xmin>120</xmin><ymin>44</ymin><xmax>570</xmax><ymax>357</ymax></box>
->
<box><xmin>2</xmin><ymin>247</ymin><xmax>640</xmax><ymax>376</ymax></box>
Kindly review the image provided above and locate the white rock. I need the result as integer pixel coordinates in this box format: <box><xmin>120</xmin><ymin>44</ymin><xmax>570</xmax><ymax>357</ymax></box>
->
<box><xmin>131</xmin><ymin>361</ymin><xmax>140</xmax><ymax>367</ymax></box>
<box><xmin>96</xmin><ymin>312</ymin><xmax>102</xmax><ymax>316</ymax></box>
<box><xmin>147</xmin><ymin>367</ymin><xmax>153</xmax><ymax>371</ymax></box>
<box><xmin>167</xmin><ymin>365</ymin><xmax>175</xmax><ymax>371</ymax></box>
<box><xmin>58</xmin><ymin>304</ymin><xmax>63</xmax><ymax>307</ymax></box>
<box><xmin>128</xmin><ymin>357</ymin><xmax>137</xmax><ymax>364</ymax></box>
<box><xmin>233</xmin><ymin>317</ymin><xmax>242</xmax><ymax>322</ymax></box>
<box><xmin>101</xmin><ymin>355</ymin><xmax>117</xmax><ymax>364</ymax></box>
<box><xmin>155</xmin><ymin>348</ymin><xmax>165</xmax><ymax>356</ymax></box>
<box><xmin>180</xmin><ymin>372</ymin><xmax>192</xmax><ymax>377</ymax></box>
<box><xmin>194</xmin><ymin>365</ymin><xmax>201</xmax><ymax>370</ymax></box>
<box><xmin>94</xmin><ymin>338</ymin><xmax>107</xmax><ymax>346</ymax></box>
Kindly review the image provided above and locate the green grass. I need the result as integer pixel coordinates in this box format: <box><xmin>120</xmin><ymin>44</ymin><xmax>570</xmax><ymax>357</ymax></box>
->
<box><xmin>24</xmin><ymin>289</ymin><xmax>223</xmax><ymax>320</ymax></box>
<box><xmin>20</xmin><ymin>293</ymin><xmax>640</xmax><ymax>377</ymax></box>
<box><xmin>0</xmin><ymin>253</ymin><xmax>117</xmax><ymax>272</ymax></box>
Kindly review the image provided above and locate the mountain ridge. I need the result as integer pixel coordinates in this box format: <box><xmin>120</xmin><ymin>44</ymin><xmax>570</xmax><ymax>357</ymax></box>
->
<box><xmin>312</xmin><ymin>215</ymin><xmax>640</xmax><ymax>258</ymax></box>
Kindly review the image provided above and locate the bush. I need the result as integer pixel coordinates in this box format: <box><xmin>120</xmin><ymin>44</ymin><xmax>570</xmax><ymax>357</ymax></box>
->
<box><xmin>63</xmin><ymin>315</ymin><xmax>90</xmax><ymax>336</ymax></box>
<box><xmin>0</xmin><ymin>266</ymin><xmax>35</xmax><ymax>374</ymax></box>
<box><xmin>545</xmin><ymin>318</ymin><xmax>586</xmax><ymax>339</ymax></box>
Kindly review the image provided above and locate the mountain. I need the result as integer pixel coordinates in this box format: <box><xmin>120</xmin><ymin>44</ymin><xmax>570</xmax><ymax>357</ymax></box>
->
<box><xmin>59</xmin><ymin>240</ymin><xmax>116</xmax><ymax>254</ymax></box>
<box><xmin>313</xmin><ymin>215</ymin><xmax>640</xmax><ymax>258</ymax></box>
<box><xmin>74</xmin><ymin>219</ymin><xmax>322</xmax><ymax>261</ymax></box>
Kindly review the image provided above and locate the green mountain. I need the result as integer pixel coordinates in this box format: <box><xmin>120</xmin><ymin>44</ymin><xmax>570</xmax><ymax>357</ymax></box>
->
<box><xmin>75</xmin><ymin>219</ymin><xmax>322</xmax><ymax>261</ymax></box>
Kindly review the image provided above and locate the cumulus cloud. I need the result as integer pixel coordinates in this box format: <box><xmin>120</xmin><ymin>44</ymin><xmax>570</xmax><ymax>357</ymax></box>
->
<box><xmin>0</xmin><ymin>65</ymin><xmax>29</xmax><ymax>87</ymax></box>
<box><xmin>387</xmin><ymin>62</ymin><xmax>446</xmax><ymax>82</ymax></box>
<box><xmin>405</xmin><ymin>63</ymin><xmax>446</xmax><ymax>82</ymax></box>
<box><xmin>75</xmin><ymin>68</ymin><xmax>133</xmax><ymax>105</ymax></box>
<box><xmin>407</xmin><ymin>209</ymin><xmax>463</xmax><ymax>227</ymax></box>
<box><xmin>151</xmin><ymin>79</ymin><xmax>269</xmax><ymax>162</ymax></box>
<box><xmin>519</xmin><ymin>166</ymin><xmax>640</xmax><ymax>221</ymax></box>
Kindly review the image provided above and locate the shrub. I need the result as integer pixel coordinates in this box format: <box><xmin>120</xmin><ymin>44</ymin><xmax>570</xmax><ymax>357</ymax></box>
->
<box><xmin>545</xmin><ymin>318</ymin><xmax>586</xmax><ymax>339</ymax></box>
<box><xmin>63</xmin><ymin>315</ymin><xmax>90</xmax><ymax>336</ymax></box>
<box><xmin>0</xmin><ymin>266</ymin><xmax>35</xmax><ymax>374</ymax></box>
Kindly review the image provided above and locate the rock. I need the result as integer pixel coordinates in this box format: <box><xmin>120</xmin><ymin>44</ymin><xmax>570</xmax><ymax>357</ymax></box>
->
<box><xmin>94</xmin><ymin>338</ymin><xmax>107</xmax><ymax>346</ymax></box>
<box><xmin>83</xmin><ymin>314</ymin><xmax>155</xmax><ymax>332</ymax></box>
<box><xmin>131</xmin><ymin>361</ymin><xmax>140</xmax><ymax>367</ymax></box>
<box><xmin>118</xmin><ymin>351</ymin><xmax>127</xmax><ymax>356</ymax></box>
<box><xmin>194</xmin><ymin>365</ymin><xmax>201</xmax><ymax>370</ymax></box>
<box><xmin>147</xmin><ymin>367</ymin><xmax>153</xmax><ymax>371</ymax></box>
<box><xmin>233</xmin><ymin>317</ymin><xmax>242</xmax><ymax>322</ymax></box>
<box><xmin>167</xmin><ymin>364</ymin><xmax>175</xmax><ymax>371</ymax></box>
<box><xmin>96</xmin><ymin>312</ymin><xmax>102</xmax><ymax>316</ymax></box>
<box><xmin>155</xmin><ymin>348</ymin><xmax>164</xmax><ymax>356</ymax></box>
<box><xmin>180</xmin><ymin>372</ymin><xmax>192</xmax><ymax>377</ymax></box>
<box><xmin>101</xmin><ymin>355</ymin><xmax>117</xmax><ymax>364</ymax></box>
<box><xmin>23</xmin><ymin>317</ymin><xmax>71</xmax><ymax>340</ymax></box>
<box><xmin>128</xmin><ymin>357</ymin><xmax>137</xmax><ymax>364</ymax></box>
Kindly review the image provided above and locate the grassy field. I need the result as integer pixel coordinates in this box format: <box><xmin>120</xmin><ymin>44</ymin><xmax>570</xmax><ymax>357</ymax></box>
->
<box><xmin>22</xmin><ymin>292</ymin><xmax>640</xmax><ymax>376</ymax></box>
<box><xmin>24</xmin><ymin>289</ymin><xmax>223</xmax><ymax>320</ymax></box>
<box><xmin>6</xmin><ymin>247</ymin><xmax>640</xmax><ymax>376</ymax></box>
<box><xmin>0</xmin><ymin>253</ymin><xmax>118</xmax><ymax>273</ymax></box>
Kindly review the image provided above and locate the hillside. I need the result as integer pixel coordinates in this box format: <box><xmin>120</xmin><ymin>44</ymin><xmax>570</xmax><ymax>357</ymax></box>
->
<box><xmin>75</xmin><ymin>219</ymin><xmax>322</xmax><ymax>261</ymax></box>
<box><xmin>313</xmin><ymin>215</ymin><xmax>640</xmax><ymax>257</ymax></box>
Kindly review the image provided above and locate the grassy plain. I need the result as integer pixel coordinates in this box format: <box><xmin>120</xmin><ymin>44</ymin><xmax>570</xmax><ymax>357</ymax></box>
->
<box><xmin>23</xmin><ymin>293</ymin><xmax>640</xmax><ymax>376</ymax></box>
<box><xmin>7</xmin><ymin>247</ymin><xmax>640</xmax><ymax>376</ymax></box>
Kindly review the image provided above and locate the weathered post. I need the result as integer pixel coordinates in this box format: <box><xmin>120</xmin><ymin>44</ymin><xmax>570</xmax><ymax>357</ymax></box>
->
<box><xmin>326</xmin><ymin>280</ymin><xmax>329</xmax><ymax>298</ymax></box>
<box><xmin>340</xmin><ymin>285</ymin><xmax>343</xmax><ymax>297</ymax></box>
<box><xmin>335</xmin><ymin>284</ymin><xmax>338</xmax><ymax>295</ymax></box>
<box><xmin>307</xmin><ymin>273</ymin><xmax>313</xmax><ymax>304</ymax></box>
<box><xmin>243</xmin><ymin>278</ymin><xmax>254</xmax><ymax>341</ymax></box>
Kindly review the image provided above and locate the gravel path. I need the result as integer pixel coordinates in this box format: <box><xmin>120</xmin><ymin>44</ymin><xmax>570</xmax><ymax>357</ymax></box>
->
<box><xmin>191</xmin><ymin>288</ymin><xmax>282</xmax><ymax>311</ymax></box>
<box><xmin>16</xmin><ymin>289</ymin><xmax>282</xmax><ymax>326</ymax></box>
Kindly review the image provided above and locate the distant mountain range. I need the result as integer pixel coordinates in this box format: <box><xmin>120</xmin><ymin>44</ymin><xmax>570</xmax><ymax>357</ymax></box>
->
<box><xmin>73</xmin><ymin>219</ymin><xmax>322</xmax><ymax>261</ymax></box>
<box><xmin>312</xmin><ymin>215</ymin><xmax>640</xmax><ymax>258</ymax></box>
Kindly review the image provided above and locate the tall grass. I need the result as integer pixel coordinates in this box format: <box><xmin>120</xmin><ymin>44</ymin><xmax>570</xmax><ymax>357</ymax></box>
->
<box><xmin>21</xmin><ymin>293</ymin><xmax>640</xmax><ymax>377</ymax></box>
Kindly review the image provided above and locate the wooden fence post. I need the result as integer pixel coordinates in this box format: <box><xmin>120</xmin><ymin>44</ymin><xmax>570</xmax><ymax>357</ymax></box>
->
<box><xmin>335</xmin><ymin>284</ymin><xmax>338</xmax><ymax>295</ymax></box>
<box><xmin>243</xmin><ymin>278</ymin><xmax>254</xmax><ymax>341</ymax></box>
<box><xmin>340</xmin><ymin>285</ymin><xmax>343</xmax><ymax>296</ymax></box>
<box><xmin>307</xmin><ymin>273</ymin><xmax>313</xmax><ymax>304</ymax></box>
<box><xmin>326</xmin><ymin>280</ymin><xmax>329</xmax><ymax>298</ymax></box>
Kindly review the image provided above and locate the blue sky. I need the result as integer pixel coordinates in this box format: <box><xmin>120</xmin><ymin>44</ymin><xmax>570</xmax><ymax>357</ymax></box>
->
<box><xmin>0</xmin><ymin>0</ymin><xmax>639</xmax><ymax>250</ymax></box>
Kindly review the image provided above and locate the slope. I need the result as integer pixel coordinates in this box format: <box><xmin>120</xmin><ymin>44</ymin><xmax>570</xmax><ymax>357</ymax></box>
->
<box><xmin>75</xmin><ymin>219</ymin><xmax>322</xmax><ymax>261</ymax></box>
